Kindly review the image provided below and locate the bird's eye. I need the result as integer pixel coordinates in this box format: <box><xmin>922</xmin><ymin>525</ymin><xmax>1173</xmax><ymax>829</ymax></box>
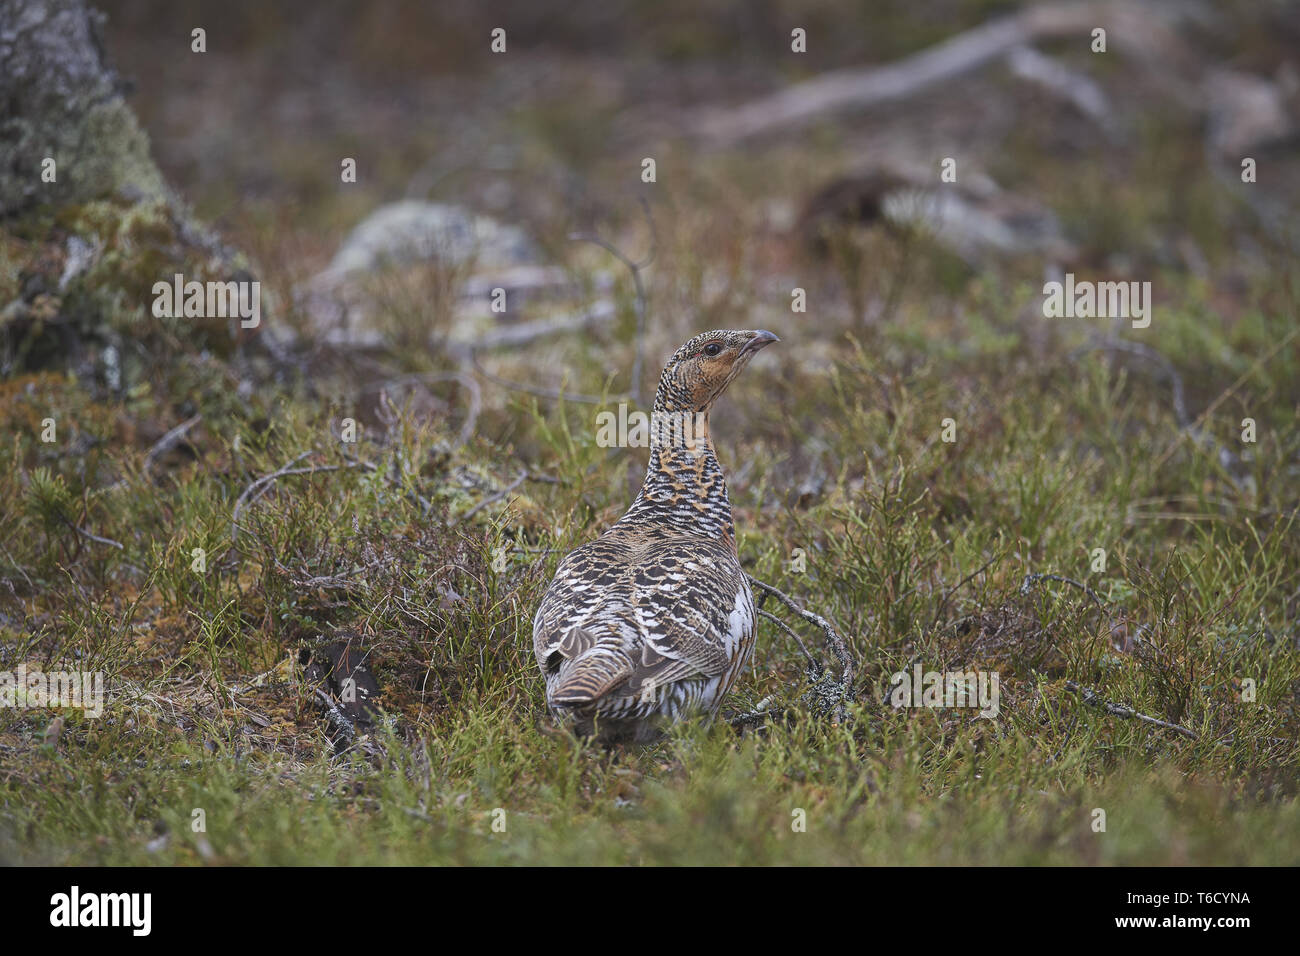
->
<box><xmin>702</xmin><ymin>343</ymin><xmax>723</xmax><ymax>357</ymax></box>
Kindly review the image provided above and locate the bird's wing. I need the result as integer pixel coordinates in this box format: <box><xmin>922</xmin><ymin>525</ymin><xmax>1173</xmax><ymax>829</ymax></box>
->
<box><xmin>532</xmin><ymin>536</ymin><xmax>630</xmax><ymax>666</ymax></box>
<box><xmin>533</xmin><ymin>534</ymin><xmax>751</xmax><ymax>694</ymax></box>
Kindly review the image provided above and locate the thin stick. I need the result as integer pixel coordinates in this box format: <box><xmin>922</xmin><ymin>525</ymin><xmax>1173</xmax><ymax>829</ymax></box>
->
<box><xmin>1064</xmin><ymin>680</ymin><xmax>1198</xmax><ymax>741</ymax></box>
<box><xmin>72</xmin><ymin>523</ymin><xmax>124</xmax><ymax>550</ymax></box>
<box><xmin>1071</xmin><ymin>337</ymin><xmax>1191</xmax><ymax>428</ymax></box>
<box><xmin>932</xmin><ymin>551</ymin><xmax>1003</xmax><ymax>628</ymax></box>
<box><xmin>569</xmin><ymin>198</ymin><xmax>656</xmax><ymax>401</ymax></box>
<box><xmin>745</xmin><ymin>573</ymin><xmax>855</xmax><ymax>687</ymax></box>
<box><xmin>1152</xmin><ymin>325</ymin><xmax>1300</xmax><ymax>472</ymax></box>
<box><xmin>452</xmin><ymin>470</ymin><xmax>529</xmax><ymax>527</ymax></box>
<box><xmin>142</xmin><ymin>414</ymin><xmax>202</xmax><ymax>477</ymax></box>
<box><xmin>756</xmin><ymin>608</ymin><xmax>815</xmax><ymax>666</ymax></box>
<box><xmin>290</xmin><ymin>554</ymin><xmax>390</xmax><ymax>590</ymax></box>
<box><xmin>231</xmin><ymin>454</ymin><xmax>361</xmax><ymax>543</ymax></box>
<box><xmin>1020</xmin><ymin>572</ymin><xmax>1104</xmax><ymax>607</ymax></box>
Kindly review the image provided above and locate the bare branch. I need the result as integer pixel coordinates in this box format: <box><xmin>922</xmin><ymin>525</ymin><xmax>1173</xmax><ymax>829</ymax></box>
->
<box><xmin>690</xmin><ymin>2</ymin><xmax>1190</xmax><ymax>145</ymax></box>
<box><xmin>231</xmin><ymin>454</ymin><xmax>363</xmax><ymax>543</ymax></box>
<box><xmin>452</xmin><ymin>469</ymin><xmax>529</xmax><ymax>527</ymax></box>
<box><xmin>1020</xmin><ymin>572</ymin><xmax>1105</xmax><ymax>607</ymax></box>
<box><xmin>746</xmin><ymin>573</ymin><xmax>856</xmax><ymax>721</ymax></box>
<box><xmin>72</xmin><ymin>523</ymin><xmax>123</xmax><ymax>550</ymax></box>
<box><xmin>1071</xmin><ymin>337</ymin><xmax>1191</xmax><ymax>429</ymax></box>
<box><xmin>569</xmin><ymin>199</ymin><xmax>656</xmax><ymax>400</ymax></box>
<box><xmin>142</xmin><ymin>413</ymin><xmax>202</xmax><ymax>477</ymax></box>
<box><xmin>469</xmin><ymin>350</ymin><xmax>620</xmax><ymax>405</ymax></box>
<box><xmin>1006</xmin><ymin>46</ymin><xmax>1118</xmax><ymax>136</ymax></box>
<box><xmin>1063</xmin><ymin>680</ymin><xmax>1198</xmax><ymax>741</ymax></box>
<box><xmin>757</xmin><ymin>608</ymin><xmax>816</xmax><ymax>666</ymax></box>
<box><xmin>445</xmin><ymin>301</ymin><xmax>617</xmax><ymax>362</ymax></box>
<box><xmin>932</xmin><ymin>551</ymin><xmax>1004</xmax><ymax>628</ymax></box>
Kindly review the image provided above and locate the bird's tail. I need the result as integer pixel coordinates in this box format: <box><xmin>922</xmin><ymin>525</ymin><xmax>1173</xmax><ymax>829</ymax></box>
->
<box><xmin>550</xmin><ymin>630</ymin><xmax>632</xmax><ymax>705</ymax></box>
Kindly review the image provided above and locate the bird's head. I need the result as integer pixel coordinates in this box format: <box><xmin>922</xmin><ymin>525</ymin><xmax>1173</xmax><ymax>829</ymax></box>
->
<box><xmin>653</xmin><ymin>329</ymin><xmax>779</xmax><ymax>414</ymax></box>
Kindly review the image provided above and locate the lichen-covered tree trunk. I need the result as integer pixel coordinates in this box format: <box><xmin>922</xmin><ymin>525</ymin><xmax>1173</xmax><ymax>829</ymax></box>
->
<box><xmin>0</xmin><ymin>0</ymin><xmax>168</xmax><ymax>216</ymax></box>
<box><xmin>0</xmin><ymin>0</ymin><xmax>256</xmax><ymax>377</ymax></box>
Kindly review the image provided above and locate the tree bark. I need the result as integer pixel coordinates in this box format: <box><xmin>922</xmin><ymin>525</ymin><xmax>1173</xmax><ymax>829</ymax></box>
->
<box><xmin>0</xmin><ymin>0</ymin><xmax>168</xmax><ymax>217</ymax></box>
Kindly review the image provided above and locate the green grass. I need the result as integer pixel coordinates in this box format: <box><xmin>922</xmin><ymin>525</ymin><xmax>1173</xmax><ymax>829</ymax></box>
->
<box><xmin>2</xmin><ymin>268</ymin><xmax>1296</xmax><ymax>864</ymax></box>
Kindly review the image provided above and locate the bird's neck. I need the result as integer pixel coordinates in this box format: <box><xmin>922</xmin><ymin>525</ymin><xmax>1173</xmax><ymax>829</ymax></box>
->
<box><xmin>620</xmin><ymin>405</ymin><xmax>736</xmax><ymax>545</ymax></box>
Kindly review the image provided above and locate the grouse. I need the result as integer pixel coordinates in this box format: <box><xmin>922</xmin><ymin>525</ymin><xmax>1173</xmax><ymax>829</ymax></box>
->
<box><xmin>532</xmin><ymin>329</ymin><xmax>779</xmax><ymax>743</ymax></box>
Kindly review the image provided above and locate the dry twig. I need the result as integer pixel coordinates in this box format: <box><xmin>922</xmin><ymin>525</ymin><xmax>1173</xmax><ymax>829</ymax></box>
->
<box><xmin>1020</xmin><ymin>571</ymin><xmax>1104</xmax><ymax>607</ymax></box>
<box><xmin>690</xmin><ymin>2</ymin><xmax>1190</xmax><ymax>144</ymax></box>
<box><xmin>1063</xmin><ymin>680</ymin><xmax>1198</xmax><ymax>741</ymax></box>
<box><xmin>756</xmin><ymin>608</ymin><xmax>815</xmax><ymax>666</ymax></box>
<box><xmin>71</xmin><ymin>522</ymin><xmax>124</xmax><ymax>550</ymax></box>
<box><xmin>746</xmin><ymin>573</ymin><xmax>855</xmax><ymax>721</ymax></box>
<box><xmin>452</xmin><ymin>470</ymin><xmax>529</xmax><ymax>527</ymax></box>
<box><xmin>231</xmin><ymin>454</ymin><xmax>363</xmax><ymax>543</ymax></box>
<box><xmin>569</xmin><ymin>197</ymin><xmax>657</xmax><ymax>401</ymax></box>
<box><xmin>142</xmin><ymin>413</ymin><xmax>202</xmax><ymax>477</ymax></box>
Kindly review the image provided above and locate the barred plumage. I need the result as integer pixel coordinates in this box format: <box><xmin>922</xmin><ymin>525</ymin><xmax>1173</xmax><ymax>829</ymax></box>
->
<box><xmin>532</xmin><ymin>329</ymin><xmax>778</xmax><ymax>743</ymax></box>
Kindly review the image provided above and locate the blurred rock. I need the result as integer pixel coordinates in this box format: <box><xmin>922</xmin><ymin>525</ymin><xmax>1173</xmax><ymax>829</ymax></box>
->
<box><xmin>798</xmin><ymin>165</ymin><xmax>1075</xmax><ymax>265</ymax></box>
<box><xmin>320</xmin><ymin>200</ymin><xmax>537</xmax><ymax>280</ymax></box>
<box><xmin>299</xmin><ymin>200</ymin><xmax>555</xmax><ymax>347</ymax></box>
<box><xmin>1204</xmin><ymin>68</ymin><xmax>1297</xmax><ymax>158</ymax></box>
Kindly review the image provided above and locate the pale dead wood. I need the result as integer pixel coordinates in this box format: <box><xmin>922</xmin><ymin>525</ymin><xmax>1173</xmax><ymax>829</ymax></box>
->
<box><xmin>1064</xmin><ymin>680</ymin><xmax>1199</xmax><ymax>741</ymax></box>
<box><xmin>746</xmin><ymin>573</ymin><xmax>856</xmax><ymax>721</ymax></box>
<box><xmin>1071</xmin><ymin>337</ymin><xmax>1191</xmax><ymax>428</ymax></box>
<box><xmin>1005</xmin><ymin>45</ymin><xmax>1118</xmax><ymax>136</ymax></box>
<box><xmin>690</xmin><ymin>2</ymin><xmax>1190</xmax><ymax>145</ymax></box>
<box><xmin>1020</xmin><ymin>571</ymin><xmax>1105</xmax><ymax>607</ymax></box>
<box><xmin>71</xmin><ymin>522</ymin><xmax>124</xmax><ymax>550</ymax></box>
<box><xmin>445</xmin><ymin>300</ymin><xmax>617</xmax><ymax>362</ymax></box>
<box><xmin>469</xmin><ymin>350</ymin><xmax>619</xmax><ymax>405</ymax></box>
<box><xmin>142</xmin><ymin>413</ymin><xmax>202</xmax><ymax>477</ymax></box>
<box><xmin>1070</xmin><ymin>336</ymin><xmax>1254</xmax><ymax>493</ymax></box>
<box><xmin>1152</xmin><ymin>325</ymin><xmax>1300</xmax><ymax>473</ymax></box>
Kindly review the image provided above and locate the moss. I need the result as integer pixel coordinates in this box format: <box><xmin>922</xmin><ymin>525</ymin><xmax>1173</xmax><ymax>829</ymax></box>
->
<box><xmin>2</xmin><ymin>193</ymin><xmax>257</xmax><ymax>377</ymax></box>
<box><xmin>74</xmin><ymin>101</ymin><xmax>168</xmax><ymax>204</ymax></box>
<box><xmin>1</xmin><ymin>95</ymin><xmax>167</xmax><ymax>219</ymax></box>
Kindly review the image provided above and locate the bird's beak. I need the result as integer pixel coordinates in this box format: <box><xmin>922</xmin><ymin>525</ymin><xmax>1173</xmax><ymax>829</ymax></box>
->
<box><xmin>743</xmin><ymin>329</ymin><xmax>780</xmax><ymax>355</ymax></box>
